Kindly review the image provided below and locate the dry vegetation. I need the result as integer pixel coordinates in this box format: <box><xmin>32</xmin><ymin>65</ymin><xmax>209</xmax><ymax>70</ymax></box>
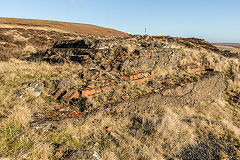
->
<box><xmin>0</xmin><ymin>27</ymin><xmax>81</xmax><ymax>61</ymax></box>
<box><xmin>215</xmin><ymin>44</ymin><xmax>240</xmax><ymax>55</ymax></box>
<box><xmin>0</xmin><ymin>53</ymin><xmax>240</xmax><ymax>159</ymax></box>
<box><xmin>0</xmin><ymin>17</ymin><xmax>127</xmax><ymax>37</ymax></box>
<box><xmin>0</xmin><ymin>17</ymin><xmax>127</xmax><ymax>61</ymax></box>
<box><xmin>0</xmin><ymin>19</ymin><xmax>240</xmax><ymax>160</ymax></box>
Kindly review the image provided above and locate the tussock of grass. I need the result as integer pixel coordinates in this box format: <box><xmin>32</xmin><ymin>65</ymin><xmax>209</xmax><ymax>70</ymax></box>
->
<box><xmin>0</xmin><ymin>40</ymin><xmax>240</xmax><ymax>159</ymax></box>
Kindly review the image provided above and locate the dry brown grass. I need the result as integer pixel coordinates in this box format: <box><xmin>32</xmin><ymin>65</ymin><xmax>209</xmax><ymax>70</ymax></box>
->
<box><xmin>0</xmin><ymin>17</ymin><xmax>127</xmax><ymax>37</ymax></box>
<box><xmin>0</xmin><ymin>27</ymin><xmax>81</xmax><ymax>61</ymax></box>
<box><xmin>0</xmin><ymin>37</ymin><xmax>240</xmax><ymax>159</ymax></box>
<box><xmin>0</xmin><ymin>17</ymin><xmax>128</xmax><ymax>61</ymax></box>
<box><xmin>0</xmin><ymin>56</ymin><xmax>240</xmax><ymax>159</ymax></box>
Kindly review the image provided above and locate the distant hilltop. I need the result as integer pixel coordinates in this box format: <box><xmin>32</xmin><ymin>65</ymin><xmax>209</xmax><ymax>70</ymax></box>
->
<box><xmin>0</xmin><ymin>17</ymin><xmax>127</xmax><ymax>60</ymax></box>
<box><xmin>213</xmin><ymin>43</ymin><xmax>240</xmax><ymax>48</ymax></box>
<box><xmin>0</xmin><ymin>17</ymin><xmax>127</xmax><ymax>37</ymax></box>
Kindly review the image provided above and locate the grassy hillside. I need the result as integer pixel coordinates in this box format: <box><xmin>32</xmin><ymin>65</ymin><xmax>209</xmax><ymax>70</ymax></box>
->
<box><xmin>0</xmin><ymin>20</ymin><xmax>240</xmax><ymax>159</ymax></box>
<box><xmin>0</xmin><ymin>17</ymin><xmax>127</xmax><ymax>37</ymax></box>
<box><xmin>214</xmin><ymin>44</ymin><xmax>240</xmax><ymax>54</ymax></box>
<box><xmin>0</xmin><ymin>17</ymin><xmax>127</xmax><ymax>61</ymax></box>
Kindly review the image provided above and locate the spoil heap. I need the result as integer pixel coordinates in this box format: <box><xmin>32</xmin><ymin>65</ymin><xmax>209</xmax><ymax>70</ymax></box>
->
<box><xmin>32</xmin><ymin>35</ymin><xmax>227</xmax><ymax>122</ymax></box>
<box><xmin>3</xmin><ymin>34</ymin><xmax>239</xmax><ymax>160</ymax></box>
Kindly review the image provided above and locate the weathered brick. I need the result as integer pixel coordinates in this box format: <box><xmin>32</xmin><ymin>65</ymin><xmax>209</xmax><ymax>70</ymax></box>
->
<box><xmin>121</xmin><ymin>74</ymin><xmax>143</xmax><ymax>81</ymax></box>
<box><xmin>133</xmin><ymin>74</ymin><xmax>138</xmax><ymax>80</ymax></box>
<box><xmin>106</xmin><ymin>126</ymin><xmax>113</xmax><ymax>132</ymax></box>
<box><xmin>53</xmin><ymin>88</ymin><xmax>67</xmax><ymax>100</ymax></box>
<box><xmin>130</xmin><ymin>75</ymin><xmax>134</xmax><ymax>80</ymax></box>
<box><xmin>122</xmin><ymin>96</ymin><xmax>130</xmax><ymax>100</ymax></box>
<box><xmin>133</xmin><ymin>77</ymin><xmax>154</xmax><ymax>83</ymax></box>
<box><xmin>163</xmin><ymin>59</ymin><xmax>169</xmax><ymax>64</ymax></box>
<box><xmin>68</xmin><ymin>91</ymin><xmax>79</xmax><ymax>101</ymax></box>
<box><xmin>145</xmin><ymin>52</ymin><xmax>151</xmax><ymax>59</ymax></box>
<box><xmin>82</xmin><ymin>89</ymin><xmax>96</xmax><ymax>96</ymax></box>
<box><xmin>82</xmin><ymin>78</ymin><xmax>88</xmax><ymax>81</ymax></box>
<box><xmin>62</xmin><ymin>90</ymin><xmax>75</xmax><ymax>101</ymax></box>
<box><xmin>62</xmin><ymin>89</ymin><xmax>79</xmax><ymax>103</ymax></box>
<box><xmin>87</xmin><ymin>84</ymin><xmax>95</xmax><ymax>89</ymax></box>
<box><xmin>137</xmin><ymin>74</ymin><xmax>142</xmax><ymax>79</ymax></box>
<box><xmin>121</xmin><ymin>76</ymin><xmax>129</xmax><ymax>81</ymax></box>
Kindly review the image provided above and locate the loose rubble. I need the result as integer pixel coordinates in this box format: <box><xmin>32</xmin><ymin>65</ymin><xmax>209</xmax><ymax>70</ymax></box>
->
<box><xmin>26</xmin><ymin>81</ymin><xmax>44</xmax><ymax>97</ymax></box>
<box><xmin>28</xmin><ymin>35</ymin><xmax>229</xmax><ymax>125</ymax></box>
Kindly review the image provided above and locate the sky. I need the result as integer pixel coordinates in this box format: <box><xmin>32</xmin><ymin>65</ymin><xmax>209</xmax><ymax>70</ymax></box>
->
<box><xmin>0</xmin><ymin>0</ymin><xmax>239</xmax><ymax>43</ymax></box>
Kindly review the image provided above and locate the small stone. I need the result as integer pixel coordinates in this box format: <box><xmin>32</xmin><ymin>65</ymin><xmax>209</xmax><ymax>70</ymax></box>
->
<box><xmin>106</xmin><ymin>126</ymin><xmax>113</xmax><ymax>132</ymax></box>
<box><xmin>26</xmin><ymin>81</ymin><xmax>44</xmax><ymax>97</ymax></box>
<box><xmin>26</xmin><ymin>87</ymin><xmax>41</xmax><ymax>97</ymax></box>
<box><xmin>26</xmin><ymin>87</ymin><xmax>35</xmax><ymax>92</ymax></box>
<box><xmin>58</xmin><ymin>78</ymin><xmax>71</xmax><ymax>88</ymax></box>
<box><xmin>33</xmin><ymin>91</ymin><xmax>41</xmax><ymax>97</ymax></box>
<box><xmin>110</xmin><ymin>132</ymin><xmax>122</xmax><ymax>141</ymax></box>
<box><xmin>15</xmin><ymin>93</ymin><xmax>23</xmax><ymax>98</ymax></box>
<box><xmin>93</xmin><ymin>151</ymin><xmax>101</xmax><ymax>160</ymax></box>
<box><xmin>59</xmin><ymin>109</ymin><xmax>65</xmax><ymax>112</ymax></box>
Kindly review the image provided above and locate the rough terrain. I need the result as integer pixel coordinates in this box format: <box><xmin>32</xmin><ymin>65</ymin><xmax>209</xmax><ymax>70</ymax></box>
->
<box><xmin>214</xmin><ymin>43</ymin><xmax>240</xmax><ymax>48</ymax></box>
<box><xmin>0</xmin><ymin>21</ymin><xmax>240</xmax><ymax>159</ymax></box>
<box><xmin>0</xmin><ymin>17</ymin><xmax>127</xmax><ymax>61</ymax></box>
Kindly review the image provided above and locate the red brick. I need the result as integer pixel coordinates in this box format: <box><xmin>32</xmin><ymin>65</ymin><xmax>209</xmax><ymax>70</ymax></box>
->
<box><xmin>121</xmin><ymin>74</ymin><xmax>142</xmax><ymax>81</ymax></box>
<box><xmin>82</xmin><ymin>78</ymin><xmax>88</xmax><ymax>81</ymax></box>
<box><xmin>82</xmin><ymin>89</ymin><xmax>96</xmax><ymax>96</ymax></box>
<box><xmin>53</xmin><ymin>88</ymin><xmax>67</xmax><ymax>100</ymax></box>
<box><xmin>133</xmin><ymin>78</ymin><xmax>146</xmax><ymax>83</ymax></box>
<box><xmin>62</xmin><ymin>90</ymin><xmax>79</xmax><ymax>103</ymax></box>
<box><xmin>137</xmin><ymin>74</ymin><xmax>142</xmax><ymax>79</ymax></box>
<box><xmin>163</xmin><ymin>59</ymin><xmax>169</xmax><ymax>64</ymax></box>
<box><xmin>133</xmin><ymin>77</ymin><xmax>154</xmax><ymax>83</ymax></box>
<box><xmin>148</xmin><ymin>77</ymin><xmax>155</xmax><ymax>81</ymax></box>
<box><xmin>122</xmin><ymin>96</ymin><xmax>130</xmax><ymax>100</ymax></box>
<box><xmin>145</xmin><ymin>52</ymin><xmax>151</xmax><ymax>59</ymax></box>
<box><xmin>87</xmin><ymin>84</ymin><xmax>95</xmax><ymax>89</ymax></box>
<box><xmin>106</xmin><ymin>127</ymin><xmax>113</xmax><ymax>132</ymax></box>
<box><xmin>68</xmin><ymin>91</ymin><xmax>79</xmax><ymax>101</ymax></box>
<box><xmin>133</xmin><ymin>74</ymin><xmax>138</xmax><ymax>80</ymax></box>
<box><xmin>62</xmin><ymin>90</ymin><xmax>75</xmax><ymax>101</ymax></box>
<box><xmin>121</xmin><ymin>76</ymin><xmax>129</xmax><ymax>81</ymax></box>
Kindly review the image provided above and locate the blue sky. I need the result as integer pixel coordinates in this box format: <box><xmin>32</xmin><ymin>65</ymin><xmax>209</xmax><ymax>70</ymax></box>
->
<box><xmin>0</xmin><ymin>0</ymin><xmax>239</xmax><ymax>42</ymax></box>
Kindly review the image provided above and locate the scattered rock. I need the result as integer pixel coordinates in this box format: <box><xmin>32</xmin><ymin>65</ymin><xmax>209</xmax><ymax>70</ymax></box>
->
<box><xmin>162</xmin><ymin>82</ymin><xmax>194</xmax><ymax>96</ymax></box>
<box><xmin>30</xmin><ymin>119</ymin><xmax>58</xmax><ymax>132</ymax></box>
<box><xmin>57</xmin><ymin>78</ymin><xmax>71</xmax><ymax>88</ymax></box>
<box><xmin>106</xmin><ymin>126</ymin><xmax>113</xmax><ymax>132</ymax></box>
<box><xmin>30</xmin><ymin>36</ymin><xmax>228</xmax><ymax>124</ymax></box>
<box><xmin>26</xmin><ymin>81</ymin><xmax>44</xmax><ymax>97</ymax></box>
<box><xmin>15</xmin><ymin>93</ymin><xmax>23</xmax><ymax>98</ymax></box>
<box><xmin>61</xmin><ymin>149</ymin><xmax>101</xmax><ymax>160</ymax></box>
<box><xmin>119</xmin><ymin>72</ymin><xmax>227</xmax><ymax>109</ymax></box>
<box><xmin>42</xmin><ymin>36</ymin><xmax>184</xmax><ymax>74</ymax></box>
